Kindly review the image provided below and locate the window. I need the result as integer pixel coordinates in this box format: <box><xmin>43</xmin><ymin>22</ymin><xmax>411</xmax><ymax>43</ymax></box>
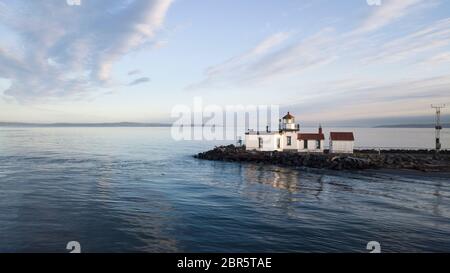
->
<box><xmin>287</xmin><ymin>136</ymin><xmax>292</xmax><ymax>146</ymax></box>
<box><xmin>316</xmin><ymin>140</ymin><xmax>321</xmax><ymax>149</ymax></box>
<box><xmin>258</xmin><ymin>138</ymin><xmax>263</xmax><ymax>148</ymax></box>
<box><xmin>304</xmin><ymin>140</ymin><xmax>308</xmax><ymax>149</ymax></box>
<box><xmin>277</xmin><ymin>138</ymin><xmax>281</xmax><ymax>149</ymax></box>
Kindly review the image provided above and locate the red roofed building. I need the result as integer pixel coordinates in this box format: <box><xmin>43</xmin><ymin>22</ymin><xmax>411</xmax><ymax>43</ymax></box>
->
<box><xmin>329</xmin><ymin>132</ymin><xmax>355</xmax><ymax>154</ymax></box>
<box><xmin>245</xmin><ymin>112</ymin><xmax>336</xmax><ymax>154</ymax></box>
<box><xmin>297</xmin><ymin>126</ymin><xmax>325</xmax><ymax>153</ymax></box>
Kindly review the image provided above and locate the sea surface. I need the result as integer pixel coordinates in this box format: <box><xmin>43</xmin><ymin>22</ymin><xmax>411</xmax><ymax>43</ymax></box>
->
<box><xmin>0</xmin><ymin>127</ymin><xmax>449</xmax><ymax>252</ymax></box>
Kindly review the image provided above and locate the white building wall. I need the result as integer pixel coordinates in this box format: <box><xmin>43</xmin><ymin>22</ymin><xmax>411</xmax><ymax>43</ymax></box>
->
<box><xmin>260</xmin><ymin>134</ymin><xmax>281</xmax><ymax>151</ymax></box>
<box><xmin>245</xmin><ymin>134</ymin><xmax>260</xmax><ymax>150</ymax></box>
<box><xmin>330</xmin><ymin>141</ymin><xmax>354</xmax><ymax>154</ymax></box>
<box><xmin>298</xmin><ymin>140</ymin><xmax>324</xmax><ymax>153</ymax></box>
<box><xmin>245</xmin><ymin>133</ymin><xmax>282</xmax><ymax>152</ymax></box>
<box><xmin>281</xmin><ymin>131</ymin><xmax>298</xmax><ymax>151</ymax></box>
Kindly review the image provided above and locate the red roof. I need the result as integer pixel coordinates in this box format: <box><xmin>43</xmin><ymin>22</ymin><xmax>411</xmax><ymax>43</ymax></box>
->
<box><xmin>330</xmin><ymin>132</ymin><xmax>354</xmax><ymax>141</ymax></box>
<box><xmin>298</xmin><ymin>133</ymin><xmax>325</xmax><ymax>140</ymax></box>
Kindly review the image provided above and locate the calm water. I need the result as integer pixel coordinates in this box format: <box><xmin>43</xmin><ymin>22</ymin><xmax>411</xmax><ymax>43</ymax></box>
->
<box><xmin>0</xmin><ymin>127</ymin><xmax>449</xmax><ymax>252</ymax></box>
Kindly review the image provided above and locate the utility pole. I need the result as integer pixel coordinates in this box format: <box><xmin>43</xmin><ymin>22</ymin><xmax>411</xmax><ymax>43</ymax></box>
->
<box><xmin>431</xmin><ymin>104</ymin><xmax>446</xmax><ymax>151</ymax></box>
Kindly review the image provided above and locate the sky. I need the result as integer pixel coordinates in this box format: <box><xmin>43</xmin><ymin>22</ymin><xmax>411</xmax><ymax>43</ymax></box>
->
<box><xmin>0</xmin><ymin>0</ymin><xmax>450</xmax><ymax>125</ymax></box>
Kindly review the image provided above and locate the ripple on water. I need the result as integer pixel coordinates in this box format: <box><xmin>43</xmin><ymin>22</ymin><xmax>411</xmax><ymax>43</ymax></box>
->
<box><xmin>0</xmin><ymin>127</ymin><xmax>449</xmax><ymax>252</ymax></box>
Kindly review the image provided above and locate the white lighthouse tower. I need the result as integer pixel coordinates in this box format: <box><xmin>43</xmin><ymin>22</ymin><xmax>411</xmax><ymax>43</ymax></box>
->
<box><xmin>277</xmin><ymin>112</ymin><xmax>300</xmax><ymax>151</ymax></box>
<box><xmin>280</xmin><ymin>112</ymin><xmax>300</xmax><ymax>132</ymax></box>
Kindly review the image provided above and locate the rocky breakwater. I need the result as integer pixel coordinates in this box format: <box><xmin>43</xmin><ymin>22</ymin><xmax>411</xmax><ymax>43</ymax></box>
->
<box><xmin>194</xmin><ymin>145</ymin><xmax>450</xmax><ymax>172</ymax></box>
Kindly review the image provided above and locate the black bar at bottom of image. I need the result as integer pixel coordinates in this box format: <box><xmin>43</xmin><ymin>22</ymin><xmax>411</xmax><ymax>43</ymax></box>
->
<box><xmin>0</xmin><ymin>253</ymin><xmax>448</xmax><ymax>271</ymax></box>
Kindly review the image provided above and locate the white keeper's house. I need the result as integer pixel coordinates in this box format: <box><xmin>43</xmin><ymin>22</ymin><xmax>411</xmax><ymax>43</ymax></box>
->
<box><xmin>244</xmin><ymin>112</ymin><xmax>355</xmax><ymax>154</ymax></box>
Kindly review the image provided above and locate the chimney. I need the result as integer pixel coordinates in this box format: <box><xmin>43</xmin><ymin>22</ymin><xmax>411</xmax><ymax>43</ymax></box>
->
<box><xmin>318</xmin><ymin>124</ymin><xmax>322</xmax><ymax>134</ymax></box>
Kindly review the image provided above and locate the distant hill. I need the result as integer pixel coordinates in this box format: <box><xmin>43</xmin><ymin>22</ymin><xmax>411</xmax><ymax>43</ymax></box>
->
<box><xmin>0</xmin><ymin>122</ymin><xmax>172</xmax><ymax>127</ymax></box>
<box><xmin>375</xmin><ymin>123</ymin><xmax>450</xmax><ymax>128</ymax></box>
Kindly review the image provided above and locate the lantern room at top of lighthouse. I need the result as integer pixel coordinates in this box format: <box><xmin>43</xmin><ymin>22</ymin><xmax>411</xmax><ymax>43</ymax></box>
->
<box><xmin>280</xmin><ymin>112</ymin><xmax>299</xmax><ymax>131</ymax></box>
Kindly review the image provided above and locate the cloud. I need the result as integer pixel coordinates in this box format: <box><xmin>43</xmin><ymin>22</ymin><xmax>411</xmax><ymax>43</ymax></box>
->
<box><xmin>251</xmin><ymin>32</ymin><xmax>291</xmax><ymax>55</ymax></box>
<box><xmin>0</xmin><ymin>0</ymin><xmax>173</xmax><ymax>102</ymax></box>
<box><xmin>361</xmin><ymin>18</ymin><xmax>450</xmax><ymax>64</ymax></box>
<box><xmin>243</xmin><ymin>29</ymin><xmax>337</xmax><ymax>83</ymax></box>
<box><xmin>188</xmin><ymin>30</ymin><xmax>338</xmax><ymax>90</ymax></box>
<box><xmin>188</xmin><ymin>0</ymin><xmax>448</xmax><ymax>94</ymax></box>
<box><xmin>284</xmin><ymin>75</ymin><xmax>450</xmax><ymax>122</ymax></box>
<box><xmin>420</xmin><ymin>51</ymin><xmax>450</xmax><ymax>65</ymax></box>
<box><xmin>128</xmin><ymin>77</ymin><xmax>150</xmax><ymax>86</ymax></box>
<box><xmin>203</xmin><ymin>32</ymin><xmax>291</xmax><ymax>79</ymax></box>
<box><xmin>128</xmin><ymin>69</ymin><xmax>141</xmax><ymax>76</ymax></box>
<box><xmin>352</xmin><ymin>0</ymin><xmax>426</xmax><ymax>35</ymax></box>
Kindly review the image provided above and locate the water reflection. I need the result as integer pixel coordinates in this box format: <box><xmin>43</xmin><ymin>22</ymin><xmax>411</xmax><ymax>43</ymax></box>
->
<box><xmin>242</xmin><ymin>165</ymin><xmax>301</xmax><ymax>192</ymax></box>
<box><xmin>432</xmin><ymin>181</ymin><xmax>444</xmax><ymax>218</ymax></box>
<box><xmin>92</xmin><ymin>159</ymin><xmax>180</xmax><ymax>252</ymax></box>
<box><xmin>1</xmin><ymin>127</ymin><xmax>450</xmax><ymax>252</ymax></box>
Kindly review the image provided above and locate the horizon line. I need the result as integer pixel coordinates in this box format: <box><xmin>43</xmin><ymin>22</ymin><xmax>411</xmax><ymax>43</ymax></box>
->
<box><xmin>0</xmin><ymin>121</ymin><xmax>449</xmax><ymax>129</ymax></box>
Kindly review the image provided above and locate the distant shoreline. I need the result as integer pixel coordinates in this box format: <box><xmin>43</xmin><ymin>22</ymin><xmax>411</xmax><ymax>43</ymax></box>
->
<box><xmin>374</xmin><ymin>123</ymin><xmax>449</xmax><ymax>128</ymax></box>
<box><xmin>0</xmin><ymin>122</ymin><xmax>173</xmax><ymax>128</ymax></box>
<box><xmin>1</xmin><ymin>122</ymin><xmax>448</xmax><ymax>129</ymax></box>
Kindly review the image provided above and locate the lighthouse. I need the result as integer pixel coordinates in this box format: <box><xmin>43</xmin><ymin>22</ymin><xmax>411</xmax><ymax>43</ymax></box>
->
<box><xmin>279</xmin><ymin>112</ymin><xmax>300</xmax><ymax>132</ymax></box>
<box><xmin>245</xmin><ymin>112</ymin><xmax>350</xmax><ymax>153</ymax></box>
